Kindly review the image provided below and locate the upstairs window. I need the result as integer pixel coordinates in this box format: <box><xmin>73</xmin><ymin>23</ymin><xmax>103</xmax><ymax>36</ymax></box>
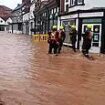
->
<box><xmin>66</xmin><ymin>4</ymin><xmax>69</xmax><ymax>12</ymax></box>
<box><xmin>70</xmin><ymin>0</ymin><xmax>84</xmax><ymax>7</ymax></box>
<box><xmin>70</xmin><ymin>0</ymin><xmax>75</xmax><ymax>6</ymax></box>
<box><xmin>77</xmin><ymin>0</ymin><xmax>84</xmax><ymax>5</ymax></box>
<box><xmin>66</xmin><ymin>0</ymin><xmax>68</xmax><ymax>2</ymax></box>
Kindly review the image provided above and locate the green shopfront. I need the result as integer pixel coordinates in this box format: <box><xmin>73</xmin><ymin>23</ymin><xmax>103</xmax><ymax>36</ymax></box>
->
<box><xmin>60</xmin><ymin>9</ymin><xmax>105</xmax><ymax>53</ymax></box>
<box><xmin>80</xmin><ymin>18</ymin><xmax>102</xmax><ymax>53</ymax></box>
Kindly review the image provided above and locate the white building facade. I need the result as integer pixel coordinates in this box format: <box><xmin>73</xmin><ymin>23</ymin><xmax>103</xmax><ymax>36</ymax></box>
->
<box><xmin>0</xmin><ymin>17</ymin><xmax>12</xmax><ymax>32</ymax></box>
<box><xmin>0</xmin><ymin>17</ymin><xmax>7</xmax><ymax>31</ymax></box>
<box><xmin>6</xmin><ymin>17</ymin><xmax>12</xmax><ymax>33</ymax></box>
<box><xmin>23</xmin><ymin>12</ymin><xmax>30</xmax><ymax>35</ymax></box>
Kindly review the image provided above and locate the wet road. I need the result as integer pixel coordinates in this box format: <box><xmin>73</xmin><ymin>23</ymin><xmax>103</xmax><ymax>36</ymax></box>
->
<box><xmin>0</xmin><ymin>32</ymin><xmax>105</xmax><ymax>105</ymax></box>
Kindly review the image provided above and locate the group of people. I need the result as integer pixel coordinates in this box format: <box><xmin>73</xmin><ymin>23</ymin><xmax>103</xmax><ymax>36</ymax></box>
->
<box><xmin>47</xmin><ymin>25</ymin><xmax>93</xmax><ymax>58</ymax></box>
<box><xmin>47</xmin><ymin>25</ymin><xmax>66</xmax><ymax>56</ymax></box>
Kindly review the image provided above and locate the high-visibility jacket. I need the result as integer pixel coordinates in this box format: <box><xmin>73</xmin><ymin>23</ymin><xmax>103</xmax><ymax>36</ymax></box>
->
<box><xmin>48</xmin><ymin>31</ymin><xmax>59</xmax><ymax>44</ymax></box>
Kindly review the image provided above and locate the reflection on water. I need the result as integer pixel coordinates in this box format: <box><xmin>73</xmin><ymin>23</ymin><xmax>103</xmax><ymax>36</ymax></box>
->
<box><xmin>0</xmin><ymin>32</ymin><xmax>105</xmax><ymax>105</ymax></box>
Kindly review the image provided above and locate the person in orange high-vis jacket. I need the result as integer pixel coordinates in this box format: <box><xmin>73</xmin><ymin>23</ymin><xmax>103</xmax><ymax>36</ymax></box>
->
<box><xmin>48</xmin><ymin>26</ymin><xmax>59</xmax><ymax>55</ymax></box>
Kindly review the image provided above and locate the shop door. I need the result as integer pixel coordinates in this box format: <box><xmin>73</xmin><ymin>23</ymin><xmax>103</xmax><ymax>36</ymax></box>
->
<box><xmin>81</xmin><ymin>24</ymin><xmax>102</xmax><ymax>53</ymax></box>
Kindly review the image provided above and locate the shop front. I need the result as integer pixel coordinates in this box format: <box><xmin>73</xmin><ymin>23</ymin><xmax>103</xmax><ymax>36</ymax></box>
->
<box><xmin>60</xmin><ymin>16</ymin><xmax>78</xmax><ymax>47</ymax></box>
<box><xmin>60</xmin><ymin>9</ymin><xmax>105</xmax><ymax>53</ymax></box>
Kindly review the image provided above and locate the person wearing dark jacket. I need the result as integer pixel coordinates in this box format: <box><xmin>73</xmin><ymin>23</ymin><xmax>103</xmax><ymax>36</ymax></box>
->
<box><xmin>70</xmin><ymin>25</ymin><xmax>77</xmax><ymax>52</ymax></box>
<box><xmin>48</xmin><ymin>26</ymin><xmax>59</xmax><ymax>55</ymax></box>
<box><xmin>58</xmin><ymin>26</ymin><xmax>66</xmax><ymax>53</ymax></box>
<box><xmin>82</xmin><ymin>25</ymin><xmax>93</xmax><ymax>57</ymax></box>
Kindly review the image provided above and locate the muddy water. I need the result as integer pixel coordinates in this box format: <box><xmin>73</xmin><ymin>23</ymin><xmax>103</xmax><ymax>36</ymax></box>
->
<box><xmin>0</xmin><ymin>32</ymin><xmax>105</xmax><ymax>105</ymax></box>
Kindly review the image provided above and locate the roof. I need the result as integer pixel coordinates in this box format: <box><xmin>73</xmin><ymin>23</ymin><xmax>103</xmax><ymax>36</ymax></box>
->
<box><xmin>12</xmin><ymin>4</ymin><xmax>23</xmax><ymax>11</ymax></box>
<box><xmin>0</xmin><ymin>5</ymin><xmax>12</xmax><ymax>21</ymax></box>
<box><xmin>0</xmin><ymin>5</ymin><xmax>12</xmax><ymax>11</ymax></box>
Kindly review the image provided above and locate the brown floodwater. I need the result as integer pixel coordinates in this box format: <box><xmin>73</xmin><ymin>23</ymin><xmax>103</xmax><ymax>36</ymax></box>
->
<box><xmin>0</xmin><ymin>32</ymin><xmax>105</xmax><ymax>105</ymax></box>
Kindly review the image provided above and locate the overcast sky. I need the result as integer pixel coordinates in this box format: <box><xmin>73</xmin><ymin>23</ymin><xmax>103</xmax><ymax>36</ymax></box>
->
<box><xmin>0</xmin><ymin>0</ymin><xmax>22</xmax><ymax>9</ymax></box>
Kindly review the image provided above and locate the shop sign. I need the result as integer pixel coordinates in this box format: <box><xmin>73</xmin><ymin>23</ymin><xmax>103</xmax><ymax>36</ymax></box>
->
<box><xmin>83</xmin><ymin>19</ymin><xmax>102</xmax><ymax>24</ymax></box>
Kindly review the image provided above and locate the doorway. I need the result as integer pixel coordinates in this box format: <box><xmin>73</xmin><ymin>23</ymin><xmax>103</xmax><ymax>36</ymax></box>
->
<box><xmin>81</xmin><ymin>24</ymin><xmax>102</xmax><ymax>53</ymax></box>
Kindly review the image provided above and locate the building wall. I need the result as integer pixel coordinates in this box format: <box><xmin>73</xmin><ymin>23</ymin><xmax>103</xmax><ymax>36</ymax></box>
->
<box><xmin>23</xmin><ymin>13</ymin><xmax>30</xmax><ymax>22</ymax></box>
<box><xmin>30</xmin><ymin>3</ymin><xmax>35</xmax><ymax>20</ymax></box>
<box><xmin>23</xmin><ymin>13</ymin><xmax>30</xmax><ymax>35</ymax></box>
<box><xmin>6</xmin><ymin>18</ymin><xmax>12</xmax><ymax>25</ymax></box>
<box><xmin>29</xmin><ymin>1</ymin><xmax>35</xmax><ymax>35</ymax></box>
<box><xmin>6</xmin><ymin>18</ymin><xmax>12</xmax><ymax>32</ymax></box>
<box><xmin>13</xmin><ymin>24</ymin><xmax>18</xmax><ymax>32</ymax></box>
<box><xmin>29</xmin><ymin>20</ymin><xmax>35</xmax><ymax>35</ymax></box>
<box><xmin>11</xmin><ymin>4</ymin><xmax>23</xmax><ymax>34</ymax></box>
<box><xmin>0</xmin><ymin>17</ymin><xmax>6</xmax><ymax>25</ymax></box>
<box><xmin>60</xmin><ymin>0</ymin><xmax>65</xmax><ymax>13</ymax></box>
<box><xmin>68</xmin><ymin>0</ymin><xmax>105</xmax><ymax>12</ymax></box>
<box><xmin>0</xmin><ymin>17</ymin><xmax>7</xmax><ymax>31</ymax></box>
<box><xmin>84</xmin><ymin>0</ymin><xmax>105</xmax><ymax>9</ymax></box>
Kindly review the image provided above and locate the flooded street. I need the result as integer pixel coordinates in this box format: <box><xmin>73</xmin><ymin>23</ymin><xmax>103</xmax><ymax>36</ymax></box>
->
<box><xmin>0</xmin><ymin>32</ymin><xmax>105</xmax><ymax>105</ymax></box>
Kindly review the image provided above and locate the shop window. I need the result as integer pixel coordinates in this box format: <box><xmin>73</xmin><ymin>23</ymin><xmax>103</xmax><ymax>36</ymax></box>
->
<box><xmin>0</xmin><ymin>26</ymin><xmax>4</xmax><ymax>31</ymax></box>
<box><xmin>62</xmin><ymin>19</ymin><xmax>76</xmax><ymax>44</ymax></box>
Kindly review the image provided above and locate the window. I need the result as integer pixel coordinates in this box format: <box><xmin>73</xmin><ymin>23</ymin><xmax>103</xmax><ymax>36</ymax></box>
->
<box><xmin>0</xmin><ymin>20</ymin><xmax>3</xmax><ymax>23</ymax></box>
<box><xmin>70</xmin><ymin>0</ymin><xmax>84</xmax><ymax>7</ymax></box>
<box><xmin>54</xmin><ymin>8</ymin><xmax>56</xmax><ymax>13</ymax></box>
<box><xmin>77</xmin><ymin>0</ymin><xmax>84</xmax><ymax>5</ymax></box>
<box><xmin>31</xmin><ymin>22</ymin><xmax>33</xmax><ymax>28</ymax></box>
<box><xmin>18</xmin><ymin>23</ymin><xmax>22</xmax><ymax>31</ymax></box>
<box><xmin>70</xmin><ymin>0</ymin><xmax>75</xmax><ymax>6</ymax></box>
<box><xmin>66</xmin><ymin>4</ymin><xmax>69</xmax><ymax>12</ymax></box>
